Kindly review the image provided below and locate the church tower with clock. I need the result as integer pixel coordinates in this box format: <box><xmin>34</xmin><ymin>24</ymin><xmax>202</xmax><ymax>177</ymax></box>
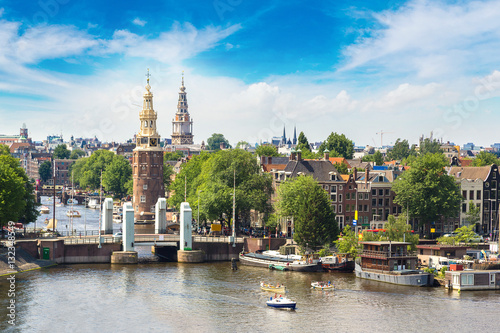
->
<box><xmin>132</xmin><ymin>70</ymin><xmax>164</xmax><ymax>222</ymax></box>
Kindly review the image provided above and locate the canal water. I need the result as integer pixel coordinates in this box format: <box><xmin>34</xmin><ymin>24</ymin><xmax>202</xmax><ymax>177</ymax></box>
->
<box><xmin>1</xmin><ymin>261</ymin><xmax>499</xmax><ymax>332</ymax></box>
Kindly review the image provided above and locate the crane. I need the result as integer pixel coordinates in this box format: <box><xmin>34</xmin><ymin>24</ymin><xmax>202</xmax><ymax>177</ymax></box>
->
<box><xmin>376</xmin><ymin>130</ymin><xmax>394</xmax><ymax>147</ymax></box>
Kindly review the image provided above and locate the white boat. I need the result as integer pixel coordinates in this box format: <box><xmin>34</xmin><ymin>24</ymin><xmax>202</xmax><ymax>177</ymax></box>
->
<box><xmin>88</xmin><ymin>198</ymin><xmax>99</xmax><ymax>209</ymax></box>
<box><xmin>39</xmin><ymin>206</ymin><xmax>50</xmax><ymax>214</ymax></box>
<box><xmin>311</xmin><ymin>281</ymin><xmax>335</xmax><ymax>290</ymax></box>
<box><xmin>66</xmin><ymin>210</ymin><xmax>81</xmax><ymax>218</ymax></box>
<box><xmin>55</xmin><ymin>202</ymin><xmax>64</xmax><ymax>207</ymax></box>
<box><xmin>113</xmin><ymin>214</ymin><xmax>122</xmax><ymax>224</ymax></box>
<box><xmin>266</xmin><ymin>296</ymin><xmax>296</xmax><ymax>309</ymax></box>
<box><xmin>239</xmin><ymin>250</ymin><xmax>321</xmax><ymax>272</ymax></box>
<box><xmin>260</xmin><ymin>282</ymin><xmax>286</xmax><ymax>293</ymax></box>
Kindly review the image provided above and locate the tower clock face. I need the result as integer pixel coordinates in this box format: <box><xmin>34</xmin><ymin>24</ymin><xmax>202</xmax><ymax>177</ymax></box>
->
<box><xmin>141</xmin><ymin>137</ymin><xmax>148</xmax><ymax>144</ymax></box>
<box><xmin>150</xmin><ymin>138</ymin><xmax>157</xmax><ymax>146</ymax></box>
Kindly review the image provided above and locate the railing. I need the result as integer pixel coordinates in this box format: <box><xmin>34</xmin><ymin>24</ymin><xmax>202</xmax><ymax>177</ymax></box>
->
<box><xmin>361</xmin><ymin>249</ymin><xmax>417</xmax><ymax>258</ymax></box>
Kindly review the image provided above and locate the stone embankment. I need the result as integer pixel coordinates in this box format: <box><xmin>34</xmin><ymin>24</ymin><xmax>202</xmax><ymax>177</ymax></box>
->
<box><xmin>0</xmin><ymin>247</ymin><xmax>56</xmax><ymax>276</ymax></box>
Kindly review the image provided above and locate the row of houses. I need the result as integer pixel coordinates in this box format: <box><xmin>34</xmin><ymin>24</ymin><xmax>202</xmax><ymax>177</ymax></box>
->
<box><xmin>260</xmin><ymin>152</ymin><xmax>500</xmax><ymax>238</ymax></box>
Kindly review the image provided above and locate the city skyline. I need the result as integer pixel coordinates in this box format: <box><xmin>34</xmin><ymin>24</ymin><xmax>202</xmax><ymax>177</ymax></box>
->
<box><xmin>1</xmin><ymin>0</ymin><xmax>500</xmax><ymax>147</ymax></box>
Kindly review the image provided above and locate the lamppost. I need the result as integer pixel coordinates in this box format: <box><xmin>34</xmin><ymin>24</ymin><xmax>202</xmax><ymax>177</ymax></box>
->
<box><xmin>197</xmin><ymin>190</ymin><xmax>202</xmax><ymax>233</ymax></box>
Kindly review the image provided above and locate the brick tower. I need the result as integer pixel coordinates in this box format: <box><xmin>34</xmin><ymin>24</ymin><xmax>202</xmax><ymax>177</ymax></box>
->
<box><xmin>132</xmin><ymin>70</ymin><xmax>164</xmax><ymax>222</ymax></box>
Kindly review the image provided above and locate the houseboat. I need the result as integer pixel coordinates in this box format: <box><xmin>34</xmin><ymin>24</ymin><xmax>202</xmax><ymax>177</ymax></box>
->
<box><xmin>355</xmin><ymin>241</ymin><xmax>434</xmax><ymax>287</ymax></box>
<box><xmin>320</xmin><ymin>254</ymin><xmax>355</xmax><ymax>272</ymax></box>
<box><xmin>239</xmin><ymin>251</ymin><xmax>321</xmax><ymax>272</ymax></box>
<box><xmin>445</xmin><ymin>269</ymin><xmax>500</xmax><ymax>291</ymax></box>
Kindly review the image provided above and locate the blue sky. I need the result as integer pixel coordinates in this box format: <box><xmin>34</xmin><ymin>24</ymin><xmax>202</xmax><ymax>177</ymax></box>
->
<box><xmin>1</xmin><ymin>0</ymin><xmax>500</xmax><ymax>147</ymax></box>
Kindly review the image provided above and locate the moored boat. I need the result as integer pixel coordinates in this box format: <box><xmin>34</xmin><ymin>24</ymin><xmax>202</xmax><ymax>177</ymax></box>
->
<box><xmin>266</xmin><ymin>295</ymin><xmax>296</xmax><ymax>309</ymax></box>
<box><xmin>320</xmin><ymin>254</ymin><xmax>355</xmax><ymax>272</ymax></box>
<box><xmin>311</xmin><ymin>281</ymin><xmax>335</xmax><ymax>290</ymax></box>
<box><xmin>260</xmin><ymin>282</ymin><xmax>286</xmax><ymax>293</ymax></box>
<box><xmin>239</xmin><ymin>251</ymin><xmax>321</xmax><ymax>272</ymax></box>
<box><xmin>355</xmin><ymin>241</ymin><xmax>433</xmax><ymax>287</ymax></box>
<box><xmin>66</xmin><ymin>210</ymin><xmax>81</xmax><ymax>218</ymax></box>
<box><xmin>39</xmin><ymin>206</ymin><xmax>50</xmax><ymax>214</ymax></box>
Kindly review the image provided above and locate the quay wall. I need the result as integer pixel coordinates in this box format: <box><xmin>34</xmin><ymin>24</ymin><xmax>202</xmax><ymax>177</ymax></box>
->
<box><xmin>192</xmin><ymin>241</ymin><xmax>243</xmax><ymax>261</ymax></box>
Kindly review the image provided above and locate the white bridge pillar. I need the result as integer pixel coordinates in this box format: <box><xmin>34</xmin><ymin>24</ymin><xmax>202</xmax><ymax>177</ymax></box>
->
<box><xmin>155</xmin><ymin>198</ymin><xmax>167</xmax><ymax>234</ymax></box>
<box><xmin>101</xmin><ymin>198</ymin><xmax>113</xmax><ymax>234</ymax></box>
<box><xmin>123</xmin><ymin>202</ymin><xmax>135</xmax><ymax>252</ymax></box>
<box><xmin>179</xmin><ymin>202</ymin><xmax>192</xmax><ymax>250</ymax></box>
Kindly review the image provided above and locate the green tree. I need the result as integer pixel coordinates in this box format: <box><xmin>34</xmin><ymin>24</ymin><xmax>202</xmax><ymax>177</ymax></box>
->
<box><xmin>71</xmin><ymin>150</ymin><xmax>115</xmax><ymax>189</ymax></box>
<box><xmin>419</xmin><ymin>137</ymin><xmax>442</xmax><ymax>155</ymax></box>
<box><xmin>297</xmin><ymin>132</ymin><xmax>311</xmax><ymax>152</ymax></box>
<box><xmin>207</xmin><ymin>133</ymin><xmax>231</xmax><ymax>151</ymax></box>
<box><xmin>275</xmin><ymin>175</ymin><xmax>338</xmax><ymax>250</ymax></box>
<box><xmin>38</xmin><ymin>160</ymin><xmax>52</xmax><ymax>182</ymax></box>
<box><xmin>471</xmin><ymin>151</ymin><xmax>499</xmax><ymax>166</ymax></box>
<box><xmin>383</xmin><ymin>215</ymin><xmax>419</xmax><ymax>250</ymax></box>
<box><xmin>387</xmin><ymin>139</ymin><xmax>416</xmax><ymax>161</ymax></box>
<box><xmin>373</xmin><ymin>150</ymin><xmax>384</xmax><ymax>166</ymax></box>
<box><xmin>465</xmin><ymin>200</ymin><xmax>481</xmax><ymax>226</ymax></box>
<box><xmin>53</xmin><ymin>144</ymin><xmax>71</xmax><ymax>159</ymax></box>
<box><xmin>318</xmin><ymin>132</ymin><xmax>354</xmax><ymax>159</ymax></box>
<box><xmin>102</xmin><ymin>155</ymin><xmax>132</xmax><ymax>198</ymax></box>
<box><xmin>334</xmin><ymin>225</ymin><xmax>360</xmax><ymax>257</ymax></box>
<box><xmin>334</xmin><ymin>162</ymin><xmax>348</xmax><ymax>175</ymax></box>
<box><xmin>392</xmin><ymin>153</ymin><xmax>462</xmax><ymax>236</ymax></box>
<box><xmin>0</xmin><ymin>144</ymin><xmax>10</xmax><ymax>156</ymax></box>
<box><xmin>0</xmin><ymin>154</ymin><xmax>39</xmax><ymax>226</ymax></box>
<box><xmin>163</xmin><ymin>163</ymin><xmax>174</xmax><ymax>188</ymax></box>
<box><xmin>255</xmin><ymin>144</ymin><xmax>280</xmax><ymax>157</ymax></box>
<box><xmin>164</xmin><ymin>151</ymin><xmax>184</xmax><ymax>161</ymax></box>
<box><xmin>69</xmin><ymin>149</ymin><xmax>86</xmax><ymax>160</ymax></box>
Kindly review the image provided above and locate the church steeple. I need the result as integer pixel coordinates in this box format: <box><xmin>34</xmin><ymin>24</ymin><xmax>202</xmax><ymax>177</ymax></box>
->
<box><xmin>171</xmin><ymin>73</ymin><xmax>194</xmax><ymax>145</ymax></box>
<box><xmin>293</xmin><ymin>126</ymin><xmax>297</xmax><ymax>145</ymax></box>
<box><xmin>136</xmin><ymin>68</ymin><xmax>161</xmax><ymax>150</ymax></box>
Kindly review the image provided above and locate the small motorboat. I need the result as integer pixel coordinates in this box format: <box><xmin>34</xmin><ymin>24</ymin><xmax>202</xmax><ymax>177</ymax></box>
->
<box><xmin>260</xmin><ymin>282</ymin><xmax>286</xmax><ymax>293</ymax></box>
<box><xmin>66</xmin><ymin>210</ymin><xmax>81</xmax><ymax>218</ymax></box>
<box><xmin>311</xmin><ymin>281</ymin><xmax>335</xmax><ymax>290</ymax></box>
<box><xmin>39</xmin><ymin>206</ymin><xmax>50</xmax><ymax>214</ymax></box>
<box><xmin>266</xmin><ymin>295</ymin><xmax>296</xmax><ymax>309</ymax></box>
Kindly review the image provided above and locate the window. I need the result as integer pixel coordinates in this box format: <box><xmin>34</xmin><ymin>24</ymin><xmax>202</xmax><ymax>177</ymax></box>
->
<box><xmin>470</xmin><ymin>190</ymin><xmax>474</xmax><ymax>200</ymax></box>
<box><xmin>378</xmin><ymin>199</ymin><xmax>383</xmax><ymax>206</ymax></box>
<box><xmin>365</xmin><ymin>193</ymin><xmax>369</xmax><ymax>200</ymax></box>
<box><xmin>493</xmin><ymin>181</ymin><xmax>497</xmax><ymax>189</ymax></box>
<box><xmin>364</xmin><ymin>205</ymin><xmax>368</xmax><ymax>212</ymax></box>
<box><xmin>359</xmin><ymin>205</ymin><xmax>362</xmax><ymax>212</ymax></box>
<box><xmin>140</xmin><ymin>195</ymin><xmax>146</xmax><ymax>203</ymax></box>
<box><xmin>331</xmin><ymin>194</ymin><xmax>337</xmax><ymax>202</ymax></box>
<box><xmin>477</xmin><ymin>191</ymin><xmax>481</xmax><ymax>200</ymax></box>
<box><xmin>385</xmin><ymin>189</ymin><xmax>389</xmax><ymax>196</ymax></box>
<box><xmin>325</xmin><ymin>185</ymin><xmax>329</xmax><ymax>190</ymax></box>
<box><xmin>351</xmin><ymin>204</ymin><xmax>355</xmax><ymax>212</ymax></box>
<box><xmin>151</xmin><ymin>205</ymin><xmax>155</xmax><ymax>212</ymax></box>
<box><xmin>332</xmin><ymin>205</ymin><xmax>336</xmax><ymax>213</ymax></box>
<box><xmin>461</xmin><ymin>274</ymin><xmax>474</xmax><ymax>286</ymax></box>
<box><xmin>143</xmin><ymin>184</ymin><xmax>148</xmax><ymax>190</ymax></box>
<box><xmin>331</xmin><ymin>185</ymin><xmax>337</xmax><ymax>193</ymax></box>
<box><xmin>346</xmin><ymin>205</ymin><xmax>350</xmax><ymax>212</ymax></box>
<box><xmin>372</xmin><ymin>189</ymin><xmax>376</xmax><ymax>196</ymax></box>
<box><xmin>372</xmin><ymin>199</ymin><xmax>376</xmax><ymax>206</ymax></box>
<box><xmin>339</xmin><ymin>185</ymin><xmax>343</xmax><ymax>190</ymax></box>
<box><xmin>462</xmin><ymin>203</ymin><xmax>467</xmax><ymax>213</ymax></box>
<box><xmin>338</xmin><ymin>205</ymin><xmax>342</xmax><ymax>213</ymax></box>
<box><xmin>346</xmin><ymin>193</ymin><xmax>350</xmax><ymax>200</ymax></box>
<box><xmin>359</xmin><ymin>193</ymin><xmax>363</xmax><ymax>200</ymax></box>
<box><xmin>339</xmin><ymin>194</ymin><xmax>343</xmax><ymax>203</ymax></box>
<box><xmin>463</xmin><ymin>190</ymin><xmax>466</xmax><ymax>199</ymax></box>
<box><xmin>379</xmin><ymin>189</ymin><xmax>383</xmax><ymax>196</ymax></box>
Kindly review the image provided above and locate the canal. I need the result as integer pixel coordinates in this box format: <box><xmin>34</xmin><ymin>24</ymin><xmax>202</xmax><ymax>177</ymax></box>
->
<box><xmin>1</xmin><ymin>260</ymin><xmax>499</xmax><ymax>332</ymax></box>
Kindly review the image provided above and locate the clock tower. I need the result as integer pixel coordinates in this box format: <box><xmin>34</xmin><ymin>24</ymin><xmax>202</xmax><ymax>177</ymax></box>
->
<box><xmin>132</xmin><ymin>70</ymin><xmax>164</xmax><ymax>222</ymax></box>
<box><xmin>171</xmin><ymin>74</ymin><xmax>194</xmax><ymax>145</ymax></box>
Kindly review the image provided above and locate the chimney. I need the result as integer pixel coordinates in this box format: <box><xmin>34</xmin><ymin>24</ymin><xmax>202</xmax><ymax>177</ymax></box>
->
<box><xmin>324</xmin><ymin>149</ymin><xmax>330</xmax><ymax>161</ymax></box>
<box><xmin>290</xmin><ymin>150</ymin><xmax>296</xmax><ymax>161</ymax></box>
<box><xmin>353</xmin><ymin>168</ymin><xmax>357</xmax><ymax>181</ymax></box>
<box><xmin>365</xmin><ymin>167</ymin><xmax>369</xmax><ymax>184</ymax></box>
<box><xmin>296</xmin><ymin>149</ymin><xmax>302</xmax><ymax>161</ymax></box>
<box><xmin>268</xmin><ymin>156</ymin><xmax>272</xmax><ymax>165</ymax></box>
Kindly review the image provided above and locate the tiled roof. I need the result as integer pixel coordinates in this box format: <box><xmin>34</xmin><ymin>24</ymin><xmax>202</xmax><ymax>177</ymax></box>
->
<box><xmin>284</xmin><ymin>159</ymin><xmax>340</xmax><ymax>182</ymax></box>
<box><xmin>449</xmin><ymin>165</ymin><xmax>492</xmax><ymax>180</ymax></box>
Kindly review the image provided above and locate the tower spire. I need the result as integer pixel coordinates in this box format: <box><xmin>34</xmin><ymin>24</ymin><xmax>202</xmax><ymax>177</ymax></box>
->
<box><xmin>171</xmin><ymin>74</ymin><xmax>193</xmax><ymax>145</ymax></box>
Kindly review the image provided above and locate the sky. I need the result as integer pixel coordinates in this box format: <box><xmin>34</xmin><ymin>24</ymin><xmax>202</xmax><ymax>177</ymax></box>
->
<box><xmin>1</xmin><ymin>0</ymin><xmax>500</xmax><ymax>148</ymax></box>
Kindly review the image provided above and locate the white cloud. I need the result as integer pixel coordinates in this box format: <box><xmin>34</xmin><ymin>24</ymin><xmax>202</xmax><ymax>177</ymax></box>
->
<box><xmin>364</xmin><ymin>82</ymin><xmax>442</xmax><ymax>111</ymax></box>
<box><xmin>342</xmin><ymin>0</ymin><xmax>500</xmax><ymax>79</ymax></box>
<box><xmin>132</xmin><ymin>18</ymin><xmax>147</xmax><ymax>27</ymax></box>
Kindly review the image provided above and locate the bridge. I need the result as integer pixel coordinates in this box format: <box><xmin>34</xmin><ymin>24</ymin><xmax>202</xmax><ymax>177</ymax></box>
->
<box><xmin>34</xmin><ymin>190</ymin><xmax>104</xmax><ymax>205</ymax></box>
<box><xmin>59</xmin><ymin>233</ymin><xmax>245</xmax><ymax>245</ymax></box>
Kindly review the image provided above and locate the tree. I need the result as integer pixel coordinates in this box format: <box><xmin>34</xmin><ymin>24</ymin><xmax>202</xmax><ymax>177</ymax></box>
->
<box><xmin>387</xmin><ymin>139</ymin><xmax>416</xmax><ymax>161</ymax></box>
<box><xmin>383</xmin><ymin>215</ymin><xmax>419</xmax><ymax>250</ymax></box>
<box><xmin>163</xmin><ymin>163</ymin><xmax>174</xmax><ymax>188</ymax></box>
<box><xmin>235</xmin><ymin>141</ymin><xmax>249</xmax><ymax>149</ymax></box>
<box><xmin>465</xmin><ymin>201</ymin><xmax>480</xmax><ymax>226</ymax></box>
<box><xmin>318</xmin><ymin>132</ymin><xmax>354</xmax><ymax>159</ymax></box>
<box><xmin>373</xmin><ymin>150</ymin><xmax>384</xmax><ymax>166</ymax></box>
<box><xmin>53</xmin><ymin>144</ymin><xmax>71</xmax><ymax>159</ymax></box>
<box><xmin>69</xmin><ymin>149</ymin><xmax>86</xmax><ymax>160</ymax></box>
<box><xmin>392</xmin><ymin>153</ymin><xmax>462</xmax><ymax>236</ymax></box>
<box><xmin>471</xmin><ymin>151</ymin><xmax>499</xmax><ymax>167</ymax></box>
<box><xmin>38</xmin><ymin>160</ymin><xmax>52</xmax><ymax>182</ymax></box>
<box><xmin>0</xmin><ymin>144</ymin><xmax>10</xmax><ymax>156</ymax></box>
<box><xmin>334</xmin><ymin>225</ymin><xmax>360</xmax><ymax>257</ymax></box>
<box><xmin>102</xmin><ymin>155</ymin><xmax>132</xmax><ymax>198</ymax></box>
<box><xmin>255</xmin><ymin>144</ymin><xmax>280</xmax><ymax>157</ymax></box>
<box><xmin>297</xmin><ymin>132</ymin><xmax>311</xmax><ymax>151</ymax></box>
<box><xmin>207</xmin><ymin>133</ymin><xmax>231</xmax><ymax>151</ymax></box>
<box><xmin>418</xmin><ymin>137</ymin><xmax>442</xmax><ymax>155</ymax></box>
<box><xmin>334</xmin><ymin>162</ymin><xmax>348</xmax><ymax>175</ymax></box>
<box><xmin>71</xmin><ymin>150</ymin><xmax>115</xmax><ymax>189</ymax></box>
<box><xmin>275</xmin><ymin>175</ymin><xmax>338</xmax><ymax>250</ymax></box>
<box><xmin>164</xmin><ymin>151</ymin><xmax>184</xmax><ymax>161</ymax></box>
<box><xmin>0</xmin><ymin>154</ymin><xmax>39</xmax><ymax>226</ymax></box>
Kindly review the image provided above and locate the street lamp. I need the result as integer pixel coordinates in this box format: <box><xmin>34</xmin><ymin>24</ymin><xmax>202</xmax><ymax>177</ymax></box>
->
<box><xmin>197</xmin><ymin>190</ymin><xmax>202</xmax><ymax>233</ymax></box>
